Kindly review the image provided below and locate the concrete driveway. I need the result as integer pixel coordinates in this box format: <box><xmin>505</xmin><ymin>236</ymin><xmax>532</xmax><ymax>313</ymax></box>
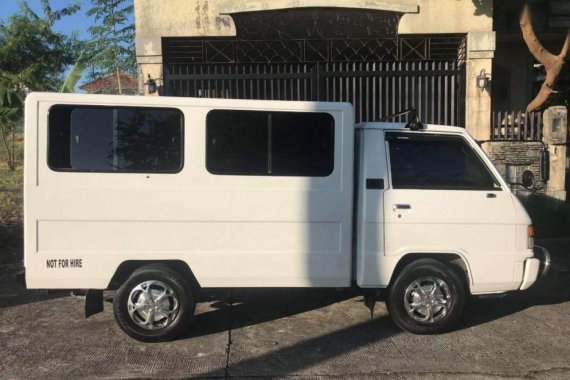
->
<box><xmin>0</xmin><ymin>237</ymin><xmax>569</xmax><ymax>379</ymax></box>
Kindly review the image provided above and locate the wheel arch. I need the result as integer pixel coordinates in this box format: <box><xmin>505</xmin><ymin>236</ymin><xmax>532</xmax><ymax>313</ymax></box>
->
<box><xmin>388</xmin><ymin>252</ymin><xmax>472</xmax><ymax>293</ymax></box>
<box><xmin>107</xmin><ymin>260</ymin><xmax>200</xmax><ymax>291</ymax></box>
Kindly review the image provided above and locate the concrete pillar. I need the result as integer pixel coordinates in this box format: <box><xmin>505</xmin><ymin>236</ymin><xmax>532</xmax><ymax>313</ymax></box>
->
<box><xmin>542</xmin><ymin>106</ymin><xmax>568</xmax><ymax>201</ymax></box>
<box><xmin>465</xmin><ymin>31</ymin><xmax>495</xmax><ymax>141</ymax></box>
<box><xmin>136</xmin><ymin>36</ymin><xmax>163</xmax><ymax>96</ymax></box>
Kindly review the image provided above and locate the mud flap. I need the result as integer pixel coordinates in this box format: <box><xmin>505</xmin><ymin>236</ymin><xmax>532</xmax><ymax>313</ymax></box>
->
<box><xmin>85</xmin><ymin>290</ymin><xmax>104</xmax><ymax>318</ymax></box>
<box><xmin>364</xmin><ymin>289</ymin><xmax>380</xmax><ymax>319</ymax></box>
<box><xmin>16</xmin><ymin>270</ymin><xmax>26</xmax><ymax>288</ymax></box>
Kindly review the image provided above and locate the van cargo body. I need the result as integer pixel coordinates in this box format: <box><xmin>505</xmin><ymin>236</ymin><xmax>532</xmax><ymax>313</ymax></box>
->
<box><xmin>24</xmin><ymin>93</ymin><xmax>550</xmax><ymax>341</ymax></box>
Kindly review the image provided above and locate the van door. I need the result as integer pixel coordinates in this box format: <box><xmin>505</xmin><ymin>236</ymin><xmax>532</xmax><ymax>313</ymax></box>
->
<box><xmin>355</xmin><ymin>128</ymin><xmax>389</xmax><ymax>287</ymax></box>
<box><xmin>383</xmin><ymin>132</ymin><xmax>517</xmax><ymax>288</ymax></box>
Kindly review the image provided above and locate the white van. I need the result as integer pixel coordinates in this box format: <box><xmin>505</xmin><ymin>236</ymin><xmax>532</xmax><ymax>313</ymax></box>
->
<box><xmin>24</xmin><ymin>93</ymin><xmax>550</xmax><ymax>341</ymax></box>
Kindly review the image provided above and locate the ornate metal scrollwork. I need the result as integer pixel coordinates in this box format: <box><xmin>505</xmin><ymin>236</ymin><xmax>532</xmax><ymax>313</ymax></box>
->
<box><xmin>162</xmin><ymin>8</ymin><xmax>466</xmax><ymax>65</ymax></box>
<box><xmin>236</xmin><ymin>40</ymin><xmax>304</xmax><ymax>63</ymax></box>
<box><xmin>164</xmin><ymin>36</ymin><xmax>466</xmax><ymax>65</ymax></box>
<box><xmin>330</xmin><ymin>39</ymin><xmax>398</xmax><ymax>62</ymax></box>
<box><xmin>231</xmin><ymin>8</ymin><xmax>402</xmax><ymax>40</ymax></box>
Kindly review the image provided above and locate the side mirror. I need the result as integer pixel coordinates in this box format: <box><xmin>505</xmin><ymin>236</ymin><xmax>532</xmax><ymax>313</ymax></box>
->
<box><xmin>522</xmin><ymin>170</ymin><xmax>535</xmax><ymax>189</ymax></box>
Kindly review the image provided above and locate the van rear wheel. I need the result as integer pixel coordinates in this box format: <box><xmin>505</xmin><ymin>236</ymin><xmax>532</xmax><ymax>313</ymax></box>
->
<box><xmin>113</xmin><ymin>264</ymin><xmax>195</xmax><ymax>342</ymax></box>
<box><xmin>387</xmin><ymin>259</ymin><xmax>466</xmax><ymax>334</ymax></box>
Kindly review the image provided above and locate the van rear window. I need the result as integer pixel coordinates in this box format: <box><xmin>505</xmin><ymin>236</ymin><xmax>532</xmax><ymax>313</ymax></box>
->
<box><xmin>48</xmin><ymin>105</ymin><xmax>183</xmax><ymax>173</ymax></box>
<box><xmin>206</xmin><ymin>110</ymin><xmax>334</xmax><ymax>177</ymax></box>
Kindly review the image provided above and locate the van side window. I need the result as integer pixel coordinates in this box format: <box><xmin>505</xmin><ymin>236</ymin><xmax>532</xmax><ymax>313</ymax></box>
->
<box><xmin>387</xmin><ymin>134</ymin><xmax>499</xmax><ymax>190</ymax></box>
<box><xmin>48</xmin><ymin>106</ymin><xmax>183</xmax><ymax>173</ymax></box>
<box><xmin>206</xmin><ymin>110</ymin><xmax>334</xmax><ymax>177</ymax></box>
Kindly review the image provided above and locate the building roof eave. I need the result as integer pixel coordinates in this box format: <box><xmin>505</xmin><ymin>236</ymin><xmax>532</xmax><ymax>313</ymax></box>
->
<box><xmin>220</xmin><ymin>0</ymin><xmax>419</xmax><ymax>15</ymax></box>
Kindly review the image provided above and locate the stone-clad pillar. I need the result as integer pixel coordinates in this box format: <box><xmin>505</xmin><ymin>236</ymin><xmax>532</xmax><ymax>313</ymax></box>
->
<box><xmin>542</xmin><ymin>106</ymin><xmax>568</xmax><ymax>201</ymax></box>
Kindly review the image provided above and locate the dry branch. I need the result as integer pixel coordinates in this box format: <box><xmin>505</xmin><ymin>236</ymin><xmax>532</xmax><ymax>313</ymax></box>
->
<box><xmin>520</xmin><ymin>5</ymin><xmax>570</xmax><ymax>112</ymax></box>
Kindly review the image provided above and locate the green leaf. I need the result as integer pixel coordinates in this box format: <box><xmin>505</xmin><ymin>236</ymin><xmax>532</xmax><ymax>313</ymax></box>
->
<box><xmin>85</xmin><ymin>0</ymin><xmax>136</xmax><ymax>81</ymax></box>
<box><xmin>0</xmin><ymin>88</ymin><xmax>23</xmax><ymax>122</ymax></box>
<box><xmin>0</xmin><ymin>7</ymin><xmax>81</xmax><ymax>92</ymax></box>
<box><xmin>60</xmin><ymin>53</ymin><xmax>87</xmax><ymax>93</ymax></box>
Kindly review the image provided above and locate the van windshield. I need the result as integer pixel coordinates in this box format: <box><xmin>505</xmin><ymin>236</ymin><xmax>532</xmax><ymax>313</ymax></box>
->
<box><xmin>387</xmin><ymin>133</ymin><xmax>500</xmax><ymax>191</ymax></box>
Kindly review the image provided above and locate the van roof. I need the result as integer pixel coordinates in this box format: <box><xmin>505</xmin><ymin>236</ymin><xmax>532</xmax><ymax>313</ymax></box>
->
<box><xmin>26</xmin><ymin>92</ymin><xmax>354</xmax><ymax>113</ymax></box>
<box><xmin>357</xmin><ymin>122</ymin><xmax>467</xmax><ymax>135</ymax></box>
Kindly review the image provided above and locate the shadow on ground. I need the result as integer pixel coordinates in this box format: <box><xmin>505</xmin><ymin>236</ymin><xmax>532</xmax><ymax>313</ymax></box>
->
<box><xmin>182</xmin><ymin>287</ymin><xmax>360</xmax><ymax>339</ymax></box>
<box><xmin>0</xmin><ymin>222</ymin><xmax>66</xmax><ymax>308</ymax></box>
<box><xmin>463</xmin><ymin>249</ymin><xmax>570</xmax><ymax>330</ymax></box>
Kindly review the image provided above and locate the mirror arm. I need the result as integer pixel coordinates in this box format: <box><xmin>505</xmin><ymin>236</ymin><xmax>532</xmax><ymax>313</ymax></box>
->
<box><xmin>510</xmin><ymin>182</ymin><xmax>536</xmax><ymax>191</ymax></box>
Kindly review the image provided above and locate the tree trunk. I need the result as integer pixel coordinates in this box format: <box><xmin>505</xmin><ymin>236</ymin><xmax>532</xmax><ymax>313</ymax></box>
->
<box><xmin>0</xmin><ymin>124</ymin><xmax>15</xmax><ymax>171</ymax></box>
<box><xmin>520</xmin><ymin>5</ymin><xmax>570</xmax><ymax>112</ymax></box>
<box><xmin>11</xmin><ymin>126</ymin><xmax>15</xmax><ymax>170</ymax></box>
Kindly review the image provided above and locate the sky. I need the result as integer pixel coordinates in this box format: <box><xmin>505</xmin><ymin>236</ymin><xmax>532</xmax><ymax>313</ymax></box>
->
<box><xmin>0</xmin><ymin>0</ymin><xmax>102</xmax><ymax>39</ymax></box>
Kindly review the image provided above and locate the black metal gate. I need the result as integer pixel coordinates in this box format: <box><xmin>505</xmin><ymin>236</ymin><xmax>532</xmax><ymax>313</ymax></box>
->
<box><xmin>165</xmin><ymin>58</ymin><xmax>465</xmax><ymax>126</ymax></box>
<box><xmin>162</xmin><ymin>9</ymin><xmax>466</xmax><ymax>126</ymax></box>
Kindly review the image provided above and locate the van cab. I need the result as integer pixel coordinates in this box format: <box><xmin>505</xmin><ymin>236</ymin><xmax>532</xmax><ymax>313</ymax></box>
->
<box><xmin>24</xmin><ymin>93</ymin><xmax>549</xmax><ymax>341</ymax></box>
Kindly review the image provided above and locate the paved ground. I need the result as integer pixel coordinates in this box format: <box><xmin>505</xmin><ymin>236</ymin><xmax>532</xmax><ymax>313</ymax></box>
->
<box><xmin>0</xmin><ymin>229</ymin><xmax>569</xmax><ymax>379</ymax></box>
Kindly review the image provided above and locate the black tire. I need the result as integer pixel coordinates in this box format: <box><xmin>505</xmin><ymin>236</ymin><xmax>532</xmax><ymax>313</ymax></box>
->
<box><xmin>387</xmin><ymin>259</ymin><xmax>466</xmax><ymax>334</ymax></box>
<box><xmin>113</xmin><ymin>264</ymin><xmax>195</xmax><ymax>342</ymax></box>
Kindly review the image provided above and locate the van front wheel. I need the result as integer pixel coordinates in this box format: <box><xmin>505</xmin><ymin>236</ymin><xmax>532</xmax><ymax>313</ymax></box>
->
<box><xmin>113</xmin><ymin>264</ymin><xmax>195</xmax><ymax>342</ymax></box>
<box><xmin>387</xmin><ymin>259</ymin><xmax>466</xmax><ymax>334</ymax></box>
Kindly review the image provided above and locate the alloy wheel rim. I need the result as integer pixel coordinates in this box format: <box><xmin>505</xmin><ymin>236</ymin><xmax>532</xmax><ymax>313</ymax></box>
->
<box><xmin>127</xmin><ymin>280</ymin><xmax>180</xmax><ymax>330</ymax></box>
<box><xmin>403</xmin><ymin>276</ymin><xmax>452</xmax><ymax>323</ymax></box>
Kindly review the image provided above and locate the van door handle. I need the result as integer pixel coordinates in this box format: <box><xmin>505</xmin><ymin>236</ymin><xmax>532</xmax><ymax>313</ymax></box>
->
<box><xmin>487</xmin><ymin>193</ymin><xmax>497</xmax><ymax>198</ymax></box>
<box><xmin>393</xmin><ymin>204</ymin><xmax>411</xmax><ymax>211</ymax></box>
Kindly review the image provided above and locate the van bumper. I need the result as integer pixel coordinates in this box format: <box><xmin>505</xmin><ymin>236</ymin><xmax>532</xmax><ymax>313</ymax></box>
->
<box><xmin>519</xmin><ymin>246</ymin><xmax>551</xmax><ymax>290</ymax></box>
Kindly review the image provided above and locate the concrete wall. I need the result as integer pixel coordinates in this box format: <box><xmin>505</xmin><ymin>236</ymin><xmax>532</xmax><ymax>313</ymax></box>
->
<box><xmin>134</xmin><ymin>0</ymin><xmax>494</xmax><ymax>138</ymax></box>
<box><xmin>134</xmin><ymin>0</ymin><xmax>492</xmax><ymax>39</ymax></box>
<box><xmin>399</xmin><ymin>0</ymin><xmax>492</xmax><ymax>34</ymax></box>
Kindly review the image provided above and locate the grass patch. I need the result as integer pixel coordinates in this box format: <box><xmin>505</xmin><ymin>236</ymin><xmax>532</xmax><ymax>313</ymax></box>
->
<box><xmin>0</xmin><ymin>131</ymin><xmax>23</xmax><ymax>223</ymax></box>
<box><xmin>0</xmin><ymin>167</ymin><xmax>23</xmax><ymax>223</ymax></box>
<box><xmin>521</xmin><ymin>194</ymin><xmax>570</xmax><ymax>239</ymax></box>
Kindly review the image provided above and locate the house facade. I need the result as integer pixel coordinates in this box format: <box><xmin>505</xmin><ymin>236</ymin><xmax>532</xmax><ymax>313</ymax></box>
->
<box><xmin>134</xmin><ymin>0</ymin><xmax>496</xmax><ymax>140</ymax></box>
<box><xmin>133</xmin><ymin>1</ymin><xmax>569</xmax><ymax>199</ymax></box>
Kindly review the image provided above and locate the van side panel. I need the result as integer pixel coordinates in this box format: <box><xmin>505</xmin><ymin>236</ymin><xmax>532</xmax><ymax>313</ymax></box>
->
<box><xmin>24</xmin><ymin>93</ymin><xmax>354</xmax><ymax>289</ymax></box>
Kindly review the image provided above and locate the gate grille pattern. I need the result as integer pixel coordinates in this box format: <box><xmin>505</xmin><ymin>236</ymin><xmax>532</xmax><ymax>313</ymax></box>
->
<box><xmin>164</xmin><ymin>36</ymin><xmax>466</xmax><ymax>64</ymax></box>
<box><xmin>164</xmin><ymin>36</ymin><xmax>466</xmax><ymax>126</ymax></box>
